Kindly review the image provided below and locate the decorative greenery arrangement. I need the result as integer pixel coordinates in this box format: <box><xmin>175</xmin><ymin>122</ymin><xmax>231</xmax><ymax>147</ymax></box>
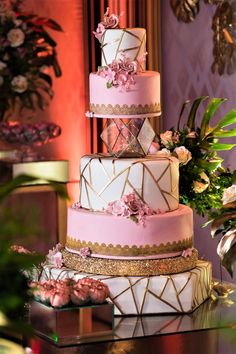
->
<box><xmin>155</xmin><ymin>96</ymin><xmax>236</xmax><ymax>276</ymax></box>
<box><xmin>0</xmin><ymin>0</ymin><xmax>62</xmax><ymax>121</ymax></box>
<box><xmin>156</xmin><ymin>96</ymin><xmax>236</xmax><ymax>217</ymax></box>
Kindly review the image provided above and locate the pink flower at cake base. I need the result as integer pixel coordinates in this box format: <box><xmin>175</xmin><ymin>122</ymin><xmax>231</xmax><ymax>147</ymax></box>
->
<box><xmin>160</xmin><ymin>130</ymin><xmax>174</xmax><ymax>147</ymax></box>
<box><xmin>79</xmin><ymin>247</ymin><xmax>92</xmax><ymax>259</ymax></box>
<box><xmin>46</xmin><ymin>243</ymin><xmax>64</xmax><ymax>268</ymax></box>
<box><xmin>89</xmin><ymin>280</ymin><xmax>109</xmax><ymax>304</ymax></box>
<box><xmin>50</xmin><ymin>282</ymin><xmax>70</xmax><ymax>308</ymax></box>
<box><xmin>182</xmin><ymin>248</ymin><xmax>194</xmax><ymax>258</ymax></box>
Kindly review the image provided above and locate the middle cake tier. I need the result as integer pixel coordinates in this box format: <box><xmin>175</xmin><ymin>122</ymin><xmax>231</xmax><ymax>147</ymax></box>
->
<box><xmin>79</xmin><ymin>155</ymin><xmax>179</xmax><ymax>213</ymax></box>
<box><xmin>66</xmin><ymin>204</ymin><xmax>193</xmax><ymax>260</ymax></box>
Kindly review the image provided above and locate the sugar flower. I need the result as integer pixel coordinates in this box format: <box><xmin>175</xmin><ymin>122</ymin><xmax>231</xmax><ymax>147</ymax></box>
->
<box><xmin>93</xmin><ymin>7</ymin><xmax>121</xmax><ymax>43</ymax></box>
<box><xmin>46</xmin><ymin>243</ymin><xmax>64</xmax><ymax>268</ymax></box>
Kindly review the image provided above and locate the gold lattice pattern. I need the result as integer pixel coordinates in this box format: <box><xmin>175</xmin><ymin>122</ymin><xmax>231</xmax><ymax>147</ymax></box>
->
<box><xmin>80</xmin><ymin>155</ymin><xmax>179</xmax><ymax>212</ymax></box>
<box><xmin>66</xmin><ymin>237</ymin><xmax>193</xmax><ymax>257</ymax></box>
<box><xmin>101</xmin><ymin>29</ymin><xmax>146</xmax><ymax>68</ymax></box>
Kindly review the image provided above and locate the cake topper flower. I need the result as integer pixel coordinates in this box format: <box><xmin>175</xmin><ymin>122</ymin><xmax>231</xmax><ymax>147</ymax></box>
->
<box><xmin>93</xmin><ymin>7</ymin><xmax>122</xmax><ymax>42</ymax></box>
<box><xmin>97</xmin><ymin>52</ymin><xmax>146</xmax><ymax>91</ymax></box>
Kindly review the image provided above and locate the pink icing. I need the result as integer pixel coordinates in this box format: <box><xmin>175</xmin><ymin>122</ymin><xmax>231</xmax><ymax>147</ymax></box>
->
<box><xmin>66</xmin><ymin>205</ymin><xmax>193</xmax><ymax>260</ymax></box>
<box><xmin>89</xmin><ymin>71</ymin><xmax>160</xmax><ymax>118</ymax></box>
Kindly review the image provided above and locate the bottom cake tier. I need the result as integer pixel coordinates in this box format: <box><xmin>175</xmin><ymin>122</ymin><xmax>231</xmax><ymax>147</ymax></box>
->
<box><xmin>39</xmin><ymin>260</ymin><xmax>212</xmax><ymax>315</ymax></box>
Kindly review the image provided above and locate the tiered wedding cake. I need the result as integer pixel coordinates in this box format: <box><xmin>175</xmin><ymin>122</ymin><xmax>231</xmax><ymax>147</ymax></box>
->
<box><xmin>61</xmin><ymin>10</ymin><xmax>212</xmax><ymax>315</ymax></box>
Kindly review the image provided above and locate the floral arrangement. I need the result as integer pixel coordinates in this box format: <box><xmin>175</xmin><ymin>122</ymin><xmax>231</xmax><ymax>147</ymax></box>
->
<box><xmin>210</xmin><ymin>184</ymin><xmax>236</xmax><ymax>277</ymax></box>
<box><xmin>30</xmin><ymin>277</ymin><xmax>109</xmax><ymax>308</ymax></box>
<box><xmin>150</xmin><ymin>96</ymin><xmax>236</xmax><ymax>217</ymax></box>
<box><xmin>0</xmin><ymin>120</ymin><xmax>61</xmax><ymax>145</ymax></box>
<box><xmin>97</xmin><ymin>52</ymin><xmax>146</xmax><ymax>91</ymax></box>
<box><xmin>93</xmin><ymin>7</ymin><xmax>121</xmax><ymax>42</ymax></box>
<box><xmin>0</xmin><ymin>0</ymin><xmax>62</xmax><ymax>121</ymax></box>
<box><xmin>104</xmin><ymin>191</ymin><xmax>154</xmax><ymax>225</ymax></box>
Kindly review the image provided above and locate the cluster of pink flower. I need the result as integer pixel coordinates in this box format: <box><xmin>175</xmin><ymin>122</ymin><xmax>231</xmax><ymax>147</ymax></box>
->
<box><xmin>0</xmin><ymin>121</ymin><xmax>61</xmax><ymax>146</ymax></box>
<box><xmin>105</xmin><ymin>191</ymin><xmax>154</xmax><ymax>225</ymax></box>
<box><xmin>97</xmin><ymin>53</ymin><xmax>144</xmax><ymax>91</ymax></box>
<box><xmin>46</xmin><ymin>243</ymin><xmax>64</xmax><ymax>268</ymax></box>
<box><xmin>93</xmin><ymin>7</ymin><xmax>121</xmax><ymax>42</ymax></box>
<box><xmin>30</xmin><ymin>278</ymin><xmax>109</xmax><ymax>308</ymax></box>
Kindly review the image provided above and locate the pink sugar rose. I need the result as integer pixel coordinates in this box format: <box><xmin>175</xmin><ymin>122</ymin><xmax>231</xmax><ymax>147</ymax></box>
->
<box><xmin>104</xmin><ymin>13</ymin><xmax>119</xmax><ymax>29</ymax></box>
<box><xmin>50</xmin><ymin>285</ymin><xmax>70</xmax><ymax>308</ymax></box>
<box><xmin>79</xmin><ymin>247</ymin><xmax>91</xmax><ymax>258</ymax></box>
<box><xmin>106</xmin><ymin>199</ymin><xmax>129</xmax><ymax>217</ymax></box>
<box><xmin>160</xmin><ymin>130</ymin><xmax>173</xmax><ymax>147</ymax></box>
<box><xmin>182</xmin><ymin>248</ymin><xmax>194</xmax><ymax>258</ymax></box>
<box><xmin>93</xmin><ymin>22</ymin><xmax>105</xmax><ymax>42</ymax></box>
<box><xmin>89</xmin><ymin>281</ymin><xmax>109</xmax><ymax>304</ymax></box>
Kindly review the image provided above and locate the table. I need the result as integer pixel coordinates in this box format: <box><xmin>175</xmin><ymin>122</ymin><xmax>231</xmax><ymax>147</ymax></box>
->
<box><xmin>29</xmin><ymin>284</ymin><xmax>236</xmax><ymax>354</ymax></box>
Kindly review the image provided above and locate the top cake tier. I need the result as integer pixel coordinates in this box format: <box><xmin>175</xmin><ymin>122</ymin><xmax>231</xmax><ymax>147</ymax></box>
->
<box><xmin>101</xmin><ymin>28</ymin><xmax>146</xmax><ymax>70</ymax></box>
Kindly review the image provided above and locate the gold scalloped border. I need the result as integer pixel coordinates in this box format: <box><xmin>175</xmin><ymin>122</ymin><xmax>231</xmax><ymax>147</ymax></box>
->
<box><xmin>66</xmin><ymin>237</ymin><xmax>193</xmax><ymax>257</ymax></box>
<box><xmin>62</xmin><ymin>249</ymin><xmax>198</xmax><ymax>276</ymax></box>
<box><xmin>89</xmin><ymin>103</ymin><xmax>161</xmax><ymax>115</ymax></box>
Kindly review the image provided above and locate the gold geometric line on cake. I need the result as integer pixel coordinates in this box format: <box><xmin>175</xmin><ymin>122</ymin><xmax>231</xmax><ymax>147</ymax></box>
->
<box><xmin>89</xmin><ymin>103</ymin><xmax>161</xmax><ymax>115</ymax></box>
<box><xmin>134</xmin><ymin>32</ymin><xmax>146</xmax><ymax>63</ymax></box>
<box><xmin>128</xmin><ymin>278</ymin><xmax>139</xmax><ymax>314</ymax></box>
<box><xmin>147</xmin><ymin>288</ymin><xmax>181</xmax><ymax>312</ymax></box>
<box><xmin>80</xmin><ymin>156</ymin><xmax>177</xmax><ymax>211</ymax></box>
<box><xmin>169</xmin><ymin>277</ymin><xmax>184</xmax><ymax>312</ymax></box>
<box><xmin>66</xmin><ymin>237</ymin><xmax>193</xmax><ymax>257</ymax></box>
<box><xmin>140</xmin><ymin>277</ymin><xmax>150</xmax><ymax>314</ymax></box>
<box><xmin>114</xmin><ymin>30</ymin><xmax>125</xmax><ymax>60</ymax></box>
<box><xmin>159</xmin><ymin>277</ymin><xmax>170</xmax><ymax>298</ymax></box>
<box><xmin>178</xmin><ymin>273</ymin><xmax>192</xmax><ymax>295</ymax></box>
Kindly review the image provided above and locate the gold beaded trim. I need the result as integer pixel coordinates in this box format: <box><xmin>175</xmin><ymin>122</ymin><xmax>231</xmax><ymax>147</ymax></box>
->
<box><xmin>89</xmin><ymin>103</ymin><xmax>161</xmax><ymax>116</ymax></box>
<box><xmin>66</xmin><ymin>237</ymin><xmax>193</xmax><ymax>257</ymax></box>
<box><xmin>62</xmin><ymin>249</ymin><xmax>198</xmax><ymax>276</ymax></box>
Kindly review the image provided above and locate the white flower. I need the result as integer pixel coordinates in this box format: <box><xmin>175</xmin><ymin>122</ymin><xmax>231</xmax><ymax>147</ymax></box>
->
<box><xmin>222</xmin><ymin>184</ymin><xmax>236</xmax><ymax>205</ymax></box>
<box><xmin>11</xmin><ymin>75</ymin><xmax>28</xmax><ymax>93</ymax></box>
<box><xmin>0</xmin><ymin>61</ymin><xmax>7</xmax><ymax>70</ymax></box>
<box><xmin>7</xmin><ymin>28</ymin><xmax>25</xmax><ymax>47</ymax></box>
<box><xmin>156</xmin><ymin>148</ymin><xmax>171</xmax><ymax>157</ymax></box>
<box><xmin>0</xmin><ymin>76</ymin><xmax>3</xmax><ymax>86</ymax></box>
<box><xmin>193</xmin><ymin>172</ymin><xmax>209</xmax><ymax>193</ymax></box>
<box><xmin>174</xmin><ymin>146</ymin><xmax>192</xmax><ymax>165</ymax></box>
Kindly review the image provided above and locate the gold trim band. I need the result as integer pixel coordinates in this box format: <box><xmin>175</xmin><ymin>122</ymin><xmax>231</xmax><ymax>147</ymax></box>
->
<box><xmin>62</xmin><ymin>249</ymin><xmax>198</xmax><ymax>276</ymax></box>
<box><xmin>66</xmin><ymin>237</ymin><xmax>193</xmax><ymax>257</ymax></box>
<box><xmin>89</xmin><ymin>103</ymin><xmax>161</xmax><ymax>116</ymax></box>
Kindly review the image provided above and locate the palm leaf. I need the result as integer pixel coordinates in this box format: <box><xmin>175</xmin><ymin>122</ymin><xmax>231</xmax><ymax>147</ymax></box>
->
<box><xmin>211</xmin><ymin>213</ymin><xmax>236</xmax><ymax>237</ymax></box>
<box><xmin>209</xmin><ymin>143</ymin><xmax>236</xmax><ymax>151</ymax></box>
<box><xmin>213</xmin><ymin>128</ymin><xmax>236</xmax><ymax>138</ymax></box>
<box><xmin>186</xmin><ymin>96</ymin><xmax>209</xmax><ymax>131</ymax></box>
<box><xmin>177</xmin><ymin>99</ymin><xmax>190</xmax><ymax>131</ymax></box>
<box><xmin>200</xmin><ymin>98</ymin><xmax>227</xmax><ymax>139</ymax></box>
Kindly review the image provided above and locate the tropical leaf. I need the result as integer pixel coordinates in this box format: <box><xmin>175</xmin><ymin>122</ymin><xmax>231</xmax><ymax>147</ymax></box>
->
<box><xmin>217</xmin><ymin>228</ymin><xmax>236</xmax><ymax>259</ymax></box>
<box><xmin>200</xmin><ymin>98</ymin><xmax>227</xmax><ymax>139</ymax></box>
<box><xmin>186</xmin><ymin>96</ymin><xmax>208</xmax><ymax>131</ymax></box>
<box><xmin>213</xmin><ymin>129</ymin><xmax>236</xmax><ymax>138</ymax></box>
<box><xmin>198</xmin><ymin>158</ymin><xmax>223</xmax><ymax>172</ymax></box>
<box><xmin>221</xmin><ymin>242</ymin><xmax>236</xmax><ymax>278</ymax></box>
<box><xmin>177</xmin><ymin>99</ymin><xmax>190</xmax><ymax>131</ymax></box>
<box><xmin>211</xmin><ymin>213</ymin><xmax>236</xmax><ymax>237</ymax></box>
<box><xmin>212</xmin><ymin>109</ymin><xmax>236</xmax><ymax>130</ymax></box>
<box><xmin>209</xmin><ymin>143</ymin><xmax>236</xmax><ymax>151</ymax></box>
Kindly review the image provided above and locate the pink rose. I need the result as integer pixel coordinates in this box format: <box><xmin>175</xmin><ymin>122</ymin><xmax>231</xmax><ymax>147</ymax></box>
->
<box><xmin>79</xmin><ymin>247</ymin><xmax>91</xmax><ymax>258</ymax></box>
<box><xmin>182</xmin><ymin>248</ymin><xmax>194</xmax><ymax>258</ymax></box>
<box><xmin>50</xmin><ymin>285</ymin><xmax>70</xmax><ymax>308</ymax></box>
<box><xmin>93</xmin><ymin>22</ymin><xmax>105</xmax><ymax>42</ymax></box>
<box><xmin>160</xmin><ymin>131</ymin><xmax>173</xmax><ymax>147</ymax></box>
<box><xmin>119</xmin><ymin>57</ymin><xmax>138</xmax><ymax>74</ymax></box>
<box><xmin>106</xmin><ymin>200</ymin><xmax>129</xmax><ymax>217</ymax></box>
<box><xmin>103</xmin><ymin>13</ymin><xmax>119</xmax><ymax>29</ymax></box>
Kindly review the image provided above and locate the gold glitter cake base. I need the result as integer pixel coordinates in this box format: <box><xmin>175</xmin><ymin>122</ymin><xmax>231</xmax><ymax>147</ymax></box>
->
<box><xmin>62</xmin><ymin>249</ymin><xmax>198</xmax><ymax>276</ymax></box>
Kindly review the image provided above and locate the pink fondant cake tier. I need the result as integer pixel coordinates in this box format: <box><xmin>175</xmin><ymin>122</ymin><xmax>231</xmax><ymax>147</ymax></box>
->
<box><xmin>66</xmin><ymin>205</ymin><xmax>193</xmax><ymax>260</ymax></box>
<box><xmin>89</xmin><ymin>71</ymin><xmax>161</xmax><ymax>118</ymax></box>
